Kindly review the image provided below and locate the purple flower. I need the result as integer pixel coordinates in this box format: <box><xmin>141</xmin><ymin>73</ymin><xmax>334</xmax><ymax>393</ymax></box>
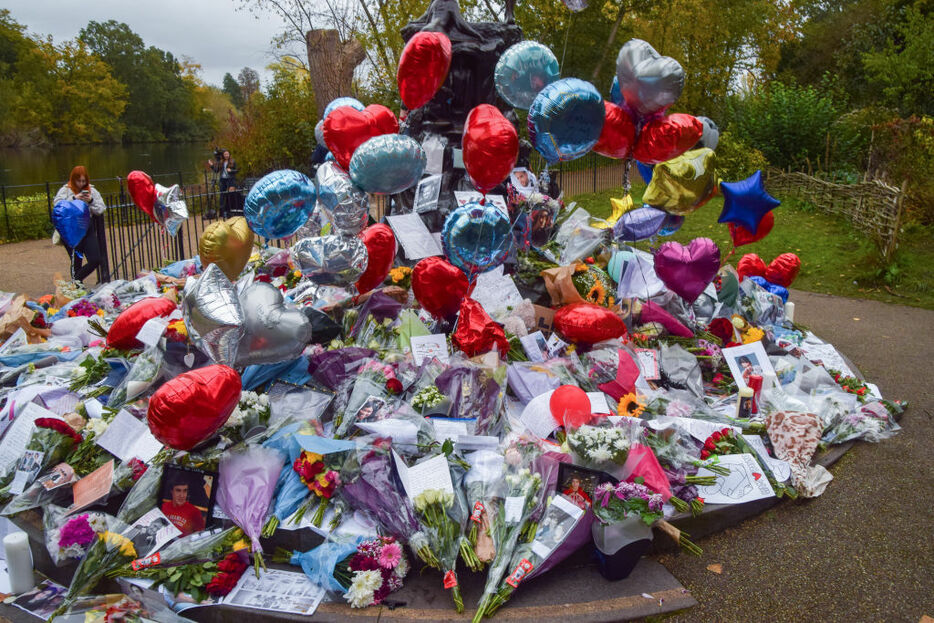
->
<box><xmin>58</xmin><ymin>515</ymin><xmax>96</xmax><ymax>549</ymax></box>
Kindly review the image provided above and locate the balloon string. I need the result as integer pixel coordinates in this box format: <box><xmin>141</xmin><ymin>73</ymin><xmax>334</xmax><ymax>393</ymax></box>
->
<box><xmin>560</xmin><ymin>13</ymin><xmax>573</xmax><ymax>71</ymax></box>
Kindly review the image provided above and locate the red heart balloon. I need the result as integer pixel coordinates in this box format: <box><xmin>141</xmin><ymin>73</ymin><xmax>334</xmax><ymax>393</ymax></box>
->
<box><xmin>549</xmin><ymin>384</ymin><xmax>593</xmax><ymax>428</ymax></box>
<box><xmin>729</xmin><ymin>210</ymin><xmax>774</xmax><ymax>247</ymax></box>
<box><xmin>147</xmin><ymin>365</ymin><xmax>241</xmax><ymax>450</ymax></box>
<box><xmin>593</xmin><ymin>101</ymin><xmax>636</xmax><ymax>159</ymax></box>
<box><xmin>398</xmin><ymin>31</ymin><xmax>452</xmax><ymax>110</ymax></box>
<box><xmin>765</xmin><ymin>252</ymin><xmax>801</xmax><ymax>287</ymax></box>
<box><xmin>633</xmin><ymin>113</ymin><xmax>704</xmax><ymax>164</ymax></box>
<box><xmin>127</xmin><ymin>170</ymin><xmax>157</xmax><ymax>221</ymax></box>
<box><xmin>462</xmin><ymin>104</ymin><xmax>518</xmax><ymax>193</ymax></box>
<box><xmin>412</xmin><ymin>257</ymin><xmax>472</xmax><ymax>319</ymax></box>
<box><xmin>737</xmin><ymin>253</ymin><xmax>767</xmax><ymax>280</ymax></box>
<box><xmin>324</xmin><ymin>104</ymin><xmax>399</xmax><ymax>170</ymax></box>
<box><xmin>452</xmin><ymin>298</ymin><xmax>509</xmax><ymax>358</ymax></box>
<box><xmin>554</xmin><ymin>302</ymin><xmax>627</xmax><ymax>344</ymax></box>
<box><xmin>355</xmin><ymin>224</ymin><xmax>397</xmax><ymax>295</ymax></box>
<box><xmin>107</xmin><ymin>297</ymin><xmax>177</xmax><ymax>350</ymax></box>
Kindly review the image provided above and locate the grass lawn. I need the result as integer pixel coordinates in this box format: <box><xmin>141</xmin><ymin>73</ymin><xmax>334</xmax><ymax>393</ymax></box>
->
<box><xmin>570</xmin><ymin>183</ymin><xmax>934</xmax><ymax>310</ymax></box>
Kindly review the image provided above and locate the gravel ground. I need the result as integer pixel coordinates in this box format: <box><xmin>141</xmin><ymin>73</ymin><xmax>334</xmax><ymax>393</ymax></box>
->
<box><xmin>0</xmin><ymin>239</ymin><xmax>99</xmax><ymax>297</ymax></box>
<box><xmin>659</xmin><ymin>289</ymin><xmax>934</xmax><ymax>623</ymax></box>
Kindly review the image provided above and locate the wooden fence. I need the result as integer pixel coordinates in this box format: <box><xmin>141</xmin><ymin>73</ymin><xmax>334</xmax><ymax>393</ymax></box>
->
<box><xmin>764</xmin><ymin>169</ymin><xmax>907</xmax><ymax>261</ymax></box>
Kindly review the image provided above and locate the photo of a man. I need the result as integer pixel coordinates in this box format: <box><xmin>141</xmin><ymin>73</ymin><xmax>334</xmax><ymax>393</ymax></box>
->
<box><xmin>12</xmin><ymin>580</ymin><xmax>65</xmax><ymax>619</ymax></box>
<box><xmin>562</xmin><ymin>476</ymin><xmax>593</xmax><ymax>510</ymax></box>
<box><xmin>159</xmin><ymin>468</ymin><xmax>215</xmax><ymax>536</ymax></box>
<box><xmin>509</xmin><ymin>168</ymin><xmax>538</xmax><ymax>197</ymax></box>
<box><xmin>124</xmin><ymin>509</ymin><xmax>180</xmax><ymax>558</ymax></box>
<box><xmin>354</xmin><ymin>396</ymin><xmax>386</xmax><ymax>424</ymax></box>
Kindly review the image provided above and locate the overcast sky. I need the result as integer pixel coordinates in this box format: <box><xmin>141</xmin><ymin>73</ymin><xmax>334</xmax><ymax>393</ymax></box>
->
<box><xmin>5</xmin><ymin>0</ymin><xmax>288</xmax><ymax>87</ymax></box>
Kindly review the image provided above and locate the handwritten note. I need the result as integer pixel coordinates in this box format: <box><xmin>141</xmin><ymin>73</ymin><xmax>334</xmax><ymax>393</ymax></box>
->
<box><xmin>694</xmin><ymin>453</ymin><xmax>775</xmax><ymax>504</ymax></box>
<box><xmin>635</xmin><ymin>348</ymin><xmax>660</xmax><ymax>380</ymax></box>
<box><xmin>386</xmin><ymin>213</ymin><xmax>443</xmax><ymax>260</ymax></box>
<box><xmin>95</xmin><ymin>409</ymin><xmax>164</xmax><ymax>463</ymax></box>
<box><xmin>410</xmin><ymin>334</ymin><xmax>449</xmax><ymax>365</ymax></box>
<box><xmin>135</xmin><ymin>317</ymin><xmax>167</xmax><ymax>348</ymax></box>
<box><xmin>471</xmin><ymin>266</ymin><xmax>524</xmax><ymax>321</ymax></box>
<box><xmin>432</xmin><ymin>418</ymin><xmax>471</xmax><ymax>442</ymax></box>
<box><xmin>587</xmin><ymin>392</ymin><xmax>611</xmax><ymax>414</ymax></box>
<box><xmin>0</xmin><ymin>402</ymin><xmax>62</xmax><ymax>475</ymax></box>
<box><xmin>393</xmin><ymin>451</ymin><xmax>455</xmax><ymax>500</ymax></box>
<box><xmin>519</xmin><ymin>390</ymin><xmax>558</xmax><ymax>440</ymax></box>
<box><xmin>453</xmin><ymin>191</ymin><xmax>508</xmax><ymax>214</ymax></box>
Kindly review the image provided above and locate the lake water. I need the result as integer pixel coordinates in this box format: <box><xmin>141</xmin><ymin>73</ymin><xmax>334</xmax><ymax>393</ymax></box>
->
<box><xmin>0</xmin><ymin>142</ymin><xmax>215</xmax><ymax>196</ymax></box>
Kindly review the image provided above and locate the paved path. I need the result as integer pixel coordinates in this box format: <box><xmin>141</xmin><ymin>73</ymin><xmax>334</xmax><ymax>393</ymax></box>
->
<box><xmin>661</xmin><ymin>290</ymin><xmax>934</xmax><ymax>622</ymax></box>
<box><xmin>0</xmin><ymin>239</ymin><xmax>99</xmax><ymax>297</ymax></box>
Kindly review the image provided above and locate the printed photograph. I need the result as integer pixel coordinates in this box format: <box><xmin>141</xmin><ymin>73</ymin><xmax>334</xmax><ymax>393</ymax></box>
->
<box><xmin>12</xmin><ymin>580</ymin><xmax>65</xmax><ymax>619</ymax></box>
<box><xmin>556</xmin><ymin>463</ymin><xmax>616</xmax><ymax>511</ymax></box>
<box><xmin>722</xmin><ymin>342</ymin><xmax>776</xmax><ymax>390</ymax></box>
<box><xmin>159</xmin><ymin>465</ymin><xmax>216</xmax><ymax>535</ymax></box>
<box><xmin>124</xmin><ymin>507</ymin><xmax>182</xmax><ymax>558</ymax></box>
<box><xmin>354</xmin><ymin>396</ymin><xmax>387</xmax><ymax>424</ymax></box>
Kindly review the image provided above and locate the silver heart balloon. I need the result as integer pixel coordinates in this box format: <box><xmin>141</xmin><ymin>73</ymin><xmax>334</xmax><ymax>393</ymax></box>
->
<box><xmin>182</xmin><ymin>263</ymin><xmax>244</xmax><ymax>365</ymax></box>
<box><xmin>695</xmin><ymin>116</ymin><xmax>720</xmax><ymax>150</ymax></box>
<box><xmin>315</xmin><ymin>161</ymin><xmax>369</xmax><ymax>236</ymax></box>
<box><xmin>290</xmin><ymin>235</ymin><xmax>368</xmax><ymax>285</ymax></box>
<box><xmin>154</xmin><ymin>183</ymin><xmax>189</xmax><ymax>237</ymax></box>
<box><xmin>616</xmin><ymin>39</ymin><xmax>684</xmax><ymax>117</ymax></box>
<box><xmin>235</xmin><ymin>281</ymin><xmax>313</xmax><ymax>366</ymax></box>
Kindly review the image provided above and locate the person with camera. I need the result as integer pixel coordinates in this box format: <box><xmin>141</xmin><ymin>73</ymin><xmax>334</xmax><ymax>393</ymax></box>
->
<box><xmin>207</xmin><ymin>149</ymin><xmax>238</xmax><ymax>218</ymax></box>
<box><xmin>53</xmin><ymin>166</ymin><xmax>106</xmax><ymax>282</ymax></box>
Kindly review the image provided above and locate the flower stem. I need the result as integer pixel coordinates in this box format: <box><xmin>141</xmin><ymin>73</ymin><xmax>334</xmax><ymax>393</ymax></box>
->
<box><xmin>311</xmin><ymin>496</ymin><xmax>328</xmax><ymax>527</ymax></box>
<box><xmin>451</xmin><ymin>584</ymin><xmax>464</xmax><ymax>613</ymax></box>
<box><xmin>261</xmin><ymin>515</ymin><xmax>279</xmax><ymax>538</ymax></box>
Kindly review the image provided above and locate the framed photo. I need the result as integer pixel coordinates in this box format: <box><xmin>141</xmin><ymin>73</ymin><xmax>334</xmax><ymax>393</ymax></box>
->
<box><xmin>159</xmin><ymin>465</ymin><xmax>217</xmax><ymax>536</ymax></box>
<box><xmin>721</xmin><ymin>342</ymin><xmax>776</xmax><ymax>390</ymax></box>
<box><xmin>124</xmin><ymin>508</ymin><xmax>182</xmax><ymax>558</ymax></box>
<box><xmin>555</xmin><ymin>463</ymin><xmax>617</xmax><ymax>511</ymax></box>
<box><xmin>268</xmin><ymin>381</ymin><xmax>332</xmax><ymax>430</ymax></box>
<box><xmin>519</xmin><ymin>331</ymin><xmax>549</xmax><ymax>363</ymax></box>
<box><xmin>414</xmin><ymin>174</ymin><xmax>443</xmax><ymax>214</ymax></box>
<box><xmin>509</xmin><ymin>167</ymin><xmax>538</xmax><ymax>197</ymax></box>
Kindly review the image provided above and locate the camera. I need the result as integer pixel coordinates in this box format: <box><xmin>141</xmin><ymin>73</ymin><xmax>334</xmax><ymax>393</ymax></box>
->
<box><xmin>213</xmin><ymin>147</ymin><xmax>224</xmax><ymax>161</ymax></box>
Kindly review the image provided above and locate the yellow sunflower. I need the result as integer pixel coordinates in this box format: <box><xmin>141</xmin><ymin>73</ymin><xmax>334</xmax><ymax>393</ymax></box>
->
<box><xmin>618</xmin><ymin>392</ymin><xmax>646</xmax><ymax>418</ymax></box>
<box><xmin>586</xmin><ymin>282</ymin><xmax>607</xmax><ymax>305</ymax></box>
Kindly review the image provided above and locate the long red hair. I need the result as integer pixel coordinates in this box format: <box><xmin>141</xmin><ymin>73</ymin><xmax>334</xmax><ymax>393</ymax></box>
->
<box><xmin>68</xmin><ymin>166</ymin><xmax>90</xmax><ymax>194</ymax></box>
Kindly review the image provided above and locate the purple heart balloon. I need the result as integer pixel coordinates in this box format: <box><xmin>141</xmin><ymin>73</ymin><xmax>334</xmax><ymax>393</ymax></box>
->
<box><xmin>653</xmin><ymin>237</ymin><xmax>721</xmax><ymax>302</ymax></box>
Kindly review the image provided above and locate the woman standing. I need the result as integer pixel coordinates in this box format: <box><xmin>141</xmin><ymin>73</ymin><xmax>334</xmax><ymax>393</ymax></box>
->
<box><xmin>208</xmin><ymin>149</ymin><xmax>238</xmax><ymax>218</ymax></box>
<box><xmin>53</xmin><ymin>166</ymin><xmax>106</xmax><ymax>282</ymax></box>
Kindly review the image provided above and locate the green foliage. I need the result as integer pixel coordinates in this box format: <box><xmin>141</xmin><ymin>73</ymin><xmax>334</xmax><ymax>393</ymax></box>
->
<box><xmin>0</xmin><ymin>193</ymin><xmax>52</xmax><ymax>243</ymax></box>
<box><xmin>713</xmin><ymin>132</ymin><xmax>769</xmax><ymax>182</ymax></box>
<box><xmin>870</xmin><ymin>115</ymin><xmax>934</xmax><ymax>224</ymax></box>
<box><xmin>223</xmin><ymin>72</ymin><xmax>244</xmax><ymax>109</ymax></box>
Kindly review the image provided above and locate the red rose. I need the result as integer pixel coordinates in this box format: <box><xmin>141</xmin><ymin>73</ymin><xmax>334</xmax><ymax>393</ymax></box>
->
<box><xmin>721</xmin><ymin>428</ymin><xmax>731</xmax><ymax>437</ymax></box>
<box><xmin>700</xmin><ymin>450</ymin><xmax>710</xmax><ymax>460</ymax></box>
<box><xmin>708</xmin><ymin>318</ymin><xmax>734</xmax><ymax>344</ymax></box>
<box><xmin>386</xmin><ymin>378</ymin><xmax>403</xmax><ymax>394</ymax></box>
<box><xmin>704</xmin><ymin>439</ymin><xmax>716</xmax><ymax>451</ymax></box>
<box><xmin>272</xmin><ymin>265</ymin><xmax>288</xmax><ymax>277</ymax></box>
<box><xmin>255</xmin><ymin>274</ymin><xmax>272</xmax><ymax>283</ymax></box>
<box><xmin>711</xmin><ymin>431</ymin><xmax>722</xmax><ymax>442</ymax></box>
<box><xmin>584</xmin><ymin>257</ymin><xmax>594</xmax><ymax>264</ymax></box>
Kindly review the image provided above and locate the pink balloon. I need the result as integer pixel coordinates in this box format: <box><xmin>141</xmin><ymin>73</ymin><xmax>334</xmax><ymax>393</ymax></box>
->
<box><xmin>653</xmin><ymin>238</ymin><xmax>721</xmax><ymax>302</ymax></box>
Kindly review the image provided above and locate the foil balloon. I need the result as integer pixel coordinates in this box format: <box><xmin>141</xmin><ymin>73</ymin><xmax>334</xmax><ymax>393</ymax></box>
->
<box><xmin>633</xmin><ymin>114</ymin><xmax>704</xmax><ymax>164</ymax></box>
<box><xmin>244</xmin><ymin>169</ymin><xmax>316</xmax><ymax>239</ymax></box>
<box><xmin>235</xmin><ymin>281</ymin><xmax>313</xmax><ymax>367</ymax></box>
<box><xmin>442</xmin><ymin>201</ymin><xmax>512</xmax><ymax>275</ymax></box>
<box><xmin>642</xmin><ymin>148</ymin><xmax>718</xmax><ymax>215</ymax></box>
<box><xmin>355</xmin><ymin>223</ymin><xmax>396</xmax><ymax>295</ymax></box>
<box><xmin>199</xmin><ymin>216</ymin><xmax>254</xmax><ymax>282</ymax></box>
<box><xmin>637</xmin><ymin>161</ymin><xmax>654</xmax><ymax>185</ymax></box>
<box><xmin>561</xmin><ymin>0</ymin><xmax>589</xmax><ymax>10</ymax></box>
<box><xmin>553</xmin><ymin>302</ymin><xmax>627</xmax><ymax>344</ymax></box>
<box><xmin>764</xmin><ymin>253</ymin><xmax>801</xmax><ymax>288</ymax></box>
<box><xmin>290</xmin><ymin>235</ymin><xmax>368</xmax><ymax>285</ymax></box>
<box><xmin>695</xmin><ymin>116</ymin><xmax>720</xmax><ymax>150</ymax></box>
<box><xmin>748</xmin><ymin>275</ymin><xmax>789</xmax><ymax>303</ymax></box>
<box><xmin>349</xmin><ymin>134</ymin><xmax>426</xmax><ymax>195</ymax></box>
<box><xmin>452</xmin><ymin>298</ymin><xmax>509</xmax><ymax>358</ymax></box>
<box><xmin>147</xmin><ymin>364</ymin><xmax>241</xmax><ymax>450</ymax></box>
<box><xmin>615</xmin><ymin>39</ymin><xmax>685</xmax><ymax>118</ymax></box>
<box><xmin>610</xmin><ymin>75</ymin><xmax>622</xmax><ymax>105</ymax></box>
<box><xmin>182</xmin><ymin>263</ymin><xmax>244</xmax><ymax>365</ymax></box>
<box><xmin>653</xmin><ymin>238</ymin><xmax>721</xmax><ymax>302</ymax></box>
<box><xmin>528</xmin><ymin>77</ymin><xmax>604</xmax><ymax>164</ymax></box>
<box><xmin>293</xmin><ymin>204</ymin><xmax>325</xmax><ymax>240</ymax></box>
<box><xmin>658</xmin><ymin>213</ymin><xmax>684</xmax><ymax>236</ymax></box>
<box><xmin>462</xmin><ymin>104</ymin><xmax>519</xmax><ymax>193</ymax></box>
<box><xmin>315</xmin><ymin>161</ymin><xmax>369</xmax><ymax>236</ymax></box>
<box><xmin>494</xmin><ymin>40</ymin><xmax>560</xmax><ymax>109</ymax></box>
<box><xmin>107</xmin><ymin>296</ymin><xmax>177</xmax><ymax>350</ymax></box>
<box><xmin>315</xmin><ymin>119</ymin><xmax>325</xmax><ymax>145</ymax></box>
<box><xmin>729</xmin><ymin>210</ymin><xmax>774</xmax><ymax>247</ymax></box>
<box><xmin>153</xmin><ymin>183</ymin><xmax>189</xmax><ymax>236</ymax></box>
<box><xmin>737</xmin><ymin>253</ymin><xmax>767</xmax><ymax>280</ymax></box>
<box><xmin>52</xmin><ymin>200</ymin><xmax>90</xmax><ymax>249</ymax></box>
<box><xmin>550</xmin><ymin>384</ymin><xmax>592</xmax><ymax>428</ymax></box>
<box><xmin>127</xmin><ymin>170</ymin><xmax>157</xmax><ymax>220</ymax></box>
<box><xmin>397</xmin><ymin>31</ymin><xmax>452</xmax><ymax>110</ymax></box>
<box><xmin>412</xmin><ymin>256</ymin><xmax>471</xmax><ymax>319</ymax></box>
<box><xmin>323</xmin><ymin>104</ymin><xmax>399</xmax><ymax>170</ymax></box>
<box><xmin>593</xmin><ymin>101</ymin><xmax>636</xmax><ymax>159</ymax></box>
<box><xmin>613</xmin><ymin>205</ymin><xmax>666</xmax><ymax>242</ymax></box>
<box><xmin>717</xmin><ymin>170</ymin><xmax>781</xmax><ymax>234</ymax></box>
<box><xmin>323</xmin><ymin>96</ymin><xmax>364</xmax><ymax>119</ymax></box>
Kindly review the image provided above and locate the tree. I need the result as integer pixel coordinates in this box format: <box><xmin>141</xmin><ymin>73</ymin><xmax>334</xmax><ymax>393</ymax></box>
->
<box><xmin>223</xmin><ymin>72</ymin><xmax>244</xmax><ymax>108</ymax></box>
<box><xmin>237</xmin><ymin>66</ymin><xmax>260</xmax><ymax>102</ymax></box>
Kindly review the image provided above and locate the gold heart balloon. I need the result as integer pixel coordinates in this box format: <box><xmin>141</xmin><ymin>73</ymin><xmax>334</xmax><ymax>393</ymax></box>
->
<box><xmin>199</xmin><ymin>217</ymin><xmax>254</xmax><ymax>281</ymax></box>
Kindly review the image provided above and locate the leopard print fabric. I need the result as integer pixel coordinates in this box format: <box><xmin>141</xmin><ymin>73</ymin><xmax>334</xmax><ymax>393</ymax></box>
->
<box><xmin>766</xmin><ymin>411</ymin><xmax>822</xmax><ymax>492</ymax></box>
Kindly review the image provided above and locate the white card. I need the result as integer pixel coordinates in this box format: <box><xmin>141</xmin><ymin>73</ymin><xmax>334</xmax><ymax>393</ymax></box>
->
<box><xmin>470</xmin><ymin>266</ymin><xmax>524</xmax><ymax>321</ymax></box>
<box><xmin>135</xmin><ymin>317</ymin><xmax>167</xmax><ymax>348</ymax></box>
<box><xmin>694</xmin><ymin>453</ymin><xmax>776</xmax><ymax>504</ymax></box>
<box><xmin>0</xmin><ymin>402</ymin><xmax>62</xmax><ymax>475</ymax></box>
<box><xmin>519</xmin><ymin>390</ymin><xmax>558</xmax><ymax>439</ymax></box>
<box><xmin>422</xmin><ymin>135</ymin><xmax>445</xmax><ymax>176</ymax></box>
<box><xmin>519</xmin><ymin>332</ymin><xmax>548</xmax><ymax>363</ymax></box>
<box><xmin>546</xmin><ymin>333</ymin><xmax>568</xmax><ymax>357</ymax></box>
<box><xmin>432</xmin><ymin>418</ymin><xmax>470</xmax><ymax>442</ymax></box>
<box><xmin>634</xmin><ymin>348</ymin><xmax>660</xmax><ymax>380</ymax></box>
<box><xmin>386</xmin><ymin>213</ymin><xmax>443</xmax><ymax>260</ymax></box>
<box><xmin>587</xmin><ymin>392</ymin><xmax>610</xmax><ymax>414</ymax></box>
<box><xmin>410</xmin><ymin>334</ymin><xmax>449</xmax><ymax>365</ymax></box>
<box><xmin>84</xmin><ymin>398</ymin><xmax>104</xmax><ymax>420</ymax></box>
<box><xmin>742</xmin><ymin>434</ymin><xmax>792</xmax><ymax>483</ymax></box>
<box><xmin>393</xmin><ymin>451</ymin><xmax>455</xmax><ymax>500</ymax></box>
<box><xmin>504</xmin><ymin>496</ymin><xmax>524</xmax><ymax>523</ymax></box>
<box><xmin>95</xmin><ymin>409</ymin><xmax>164</xmax><ymax>463</ymax></box>
<box><xmin>453</xmin><ymin>191</ymin><xmax>508</xmax><ymax>214</ymax></box>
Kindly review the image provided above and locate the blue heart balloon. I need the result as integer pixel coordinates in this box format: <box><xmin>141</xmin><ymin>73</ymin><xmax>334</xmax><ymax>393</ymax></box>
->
<box><xmin>613</xmin><ymin>205</ymin><xmax>666</xmax><ymax>242</ymax></box>
<box><xmin>323</xmin><ymin>97</ymin><xmax>364</xmax><ymax>119</ymax></box>
<box><xmin>244</xmin><ymin>170</ymin><xmax>316</xmax><ymax>239</ymax></box>
<box><xmin>748</xmin><ymin>275</ymin><xmax>789</xmax><ymax>303</ymax></box>
<box><xmin>52</xmin><ymin>200</ymin><xmax>90</xmax><ymax>249</ymax></box>
<box><xmin>442</xmin><ymin>201</ymin><xmax>512</xmax><ymax>275</ymax></box>
<box><xmin>658</xmin><ymin>213</ymin><xmax>684</xmax><ymax>236</ymax></box>
<box><xmin>495</xmin><ymin>41</ymin><xmax>560</xmax><ymax>110</ymax></box>
<box><xmin>528</xmin><ymin>77</ymin><xmax>604</xmax><ymax>164</ymax></box>
<box><xmin>349</xmin><ymin>134</ymin><xmax>426</xmax><ymax>195</ymax></box>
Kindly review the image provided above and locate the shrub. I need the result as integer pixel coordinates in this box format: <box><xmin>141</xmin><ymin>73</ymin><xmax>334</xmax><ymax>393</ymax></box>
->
<box><xmin>869</xmin><ymin>115</ymin><xmax>934</xmax><ymax>224</ymax></box>
<box><xmin>0</xmin><ymin>193</ymin><xmax>52</xmax><ymax>243</ymax></box>
<box><xmin>714</xmin><ymin>131</ymin><xmax>770</xmax><ymax>182</ymax></box>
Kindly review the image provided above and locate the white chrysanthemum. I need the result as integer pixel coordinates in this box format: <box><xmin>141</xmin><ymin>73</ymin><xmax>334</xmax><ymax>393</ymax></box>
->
<box><xmin>85</xmin><ymin>418</ymin><xmax>109</xmax><ymax>436</ymax></box>
<box><xmin>345</xmin><ymin>585</ymin><xmax>373</xmax><ymax>608</ymax></box>
<box><xmin>351</xmin><ymin>569</ymin><xmax>383</xmax><ymax>594</ymax></box>
<box><xmin>589</xmin><ymin>448</ymin><xmax>613</xmax><ymax>462</ymax></box>
<box><xmin>87</xmin><ymin>513</ymin><xmax>108</xmax><ymax>532</ymax></box>
<box><xmin>394</xmin><ymin>553</ymin><xmax>409</xmax><ymax>579</ymax></box>
<box><xmin>61</xmin><ymin>543</ymin><xmax>84</xmax><ymax>559</ymax></box>
<box><xmin>613</xmin><ymin>437</ymin><xmax>630</xmax><ymax>451</ymax></box>
<box><xmin>226</xmin><ymin>407</ymin><xmax>246</xmax><ymax>428</ymax></box>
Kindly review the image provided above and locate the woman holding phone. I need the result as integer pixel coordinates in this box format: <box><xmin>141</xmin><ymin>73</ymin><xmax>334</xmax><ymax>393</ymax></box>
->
<box><xmin>53</xmin><ymin>166</ymin><xmax>106</xmax><ymax>281</ymax></box>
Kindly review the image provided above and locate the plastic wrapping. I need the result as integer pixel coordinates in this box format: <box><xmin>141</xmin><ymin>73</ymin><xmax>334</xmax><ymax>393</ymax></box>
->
<box><xmin>43</xmin><ymin>506</ymin><xmax>116</xmax><ymax>566</ymax></box>
<box><xmin>117</xmin><ymin>462</ymin><xmax>164</xmax><ymax>525</ymax></box>
<box><xmin>108</xmin><ymin>346</ymin><xmax>164</xmax><ymax>409</ymax></box>
<box><xmin>549</xmin><ymin>208</ymin><xmax>606</xmax><ymax>265</ymax></box>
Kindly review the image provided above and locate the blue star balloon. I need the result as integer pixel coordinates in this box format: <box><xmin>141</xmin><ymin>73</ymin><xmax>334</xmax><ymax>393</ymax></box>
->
<box><xmin>244</xmin><ymin>170</ymin><xmax>316</xmax><ymax>240</ymax></box>
<box><xmin>636</xmin><ymin>160</ymin><xmax>654</xmax><ymax>185</ymax></box>
<box><xmin>717</xmin><ymin>170</ymin><xmax>780</xmax><ymax>233</ymax></box>
<box><xmin>748</xmin><ymin>275</ymin><xmax>789</xmax><ymax>303</ymax></box>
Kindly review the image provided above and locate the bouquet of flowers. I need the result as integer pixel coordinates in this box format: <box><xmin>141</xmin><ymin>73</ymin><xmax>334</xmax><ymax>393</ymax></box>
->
<box><xmin>278</xmin><ymin>536</ymin><xmax>409</xmax><ymax>608</ymax></box>
<box><xmin>116</xmin><ymin>462</ymin><xmax>163</xmax><ymax>525</ymax></box>
<box><xmin>566</xmin><ymin>421</ymin><xmax>640</xmax><ymax>479</ymax></box>
<box><xmin>108</xmin><ymin>346</ymin><xmax>164</xmax><ymax>408</ymax></box>
<box><xmin>823</xmin><ymin>401</ymin><xmax>901</xmax><ymax>444</ymax></box>
<box><xmin>221</xmin><ymin>391</ymin><xmax>271</xmax><ymax>441</ymax></box>
<box><xmin>43</xmin><ymin>506</ymin><xmax>112</xmax><ymax>566</ymax></box>
<box><xmin>411</xmin><ymin>385</ymin><xmax>447</xmax><ymax>415</ymax></box>
<box><xmin>216</xmin><ymin>446</ymin><xmax>285</xmax><ymax>576</ymax></box>
<box><xmin>463</xmin><ymin>450</ymin><xmax>505</xmax><ymax>564</ymax></box>
<box><xmin>68</xmin><ymin>353</ymin><xmax>112</xmax><ymax>393</ymax></box>
<box><xmin>333</xmin><ymin>358</ymin><xmax>399</xmax><ymax>438</ymax></box>
<box><xmin>412</xmin><ymin>487</ymin><xmax>466</xmax><ymax>612</ymax></box>
<box><xmin>290</xmin><ymin>449</ymin><xmax>342</xmax><ymax>526</ymax></box>
<box><xmin>434</xmin><ymin>359</ymin><xmax>508</xmax><ymax>436</ymax></box>
<box><xmin>260</xmin><ymin>423</ymin><xmax>308</xmax><ymax>536</ymax></box>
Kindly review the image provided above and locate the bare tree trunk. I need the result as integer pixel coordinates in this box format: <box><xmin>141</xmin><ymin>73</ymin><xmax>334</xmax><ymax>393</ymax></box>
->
<box><xmin>306</xmin><ymin>29</ymin><xmax>367</xmax><ymax>117</ymax></box>
<box><xmin>591</xmin><ymin>1</ymin><xmax>628</xmax><ymax>83</ymax></box>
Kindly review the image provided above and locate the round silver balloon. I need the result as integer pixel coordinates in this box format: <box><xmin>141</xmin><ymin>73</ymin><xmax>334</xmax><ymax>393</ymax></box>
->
<box><xmin>695</xmin><ymin>116</ymin><xmax>720</xmax><ymax>151</ymax></box>
<box><xmin>349</xmin><ymin>134</ymin><xmax>426</xmax><ymax>195</ymax></box>
<box><xmin>182</xmin><ymin>263</ymin><xmax>244</xmax><ymax>366</ymax></box>
<box><xmin>293</xmin><ymin>203</ymin><xmax>325</xmax><ymax>240</ymax></box>
<box><xmin>616</xmin><ymin>39</ymin><xmax>685</xmax><ymax>118</ymax></box>
<box><xmin>315</xmin><ymin>119</ymin><xmax>325</xmax><ymax>145</ymax></box>
<box><xmin>290</xmin><ymin>235</ymin><xmax>368</xmax><ymax>285</ymax></box>
<box><xmin>153</xmin><ymin>183</ymin><xmax>189</xmax><ymax>237</ymax></box>
<box><xmin>235</xmin><ymin>281</ymin><xmax>313</xmax><ymax>367</ymax></box>
<box><xmin>495</xmin><ymin>41</ymin><xmax>560</xmax><ymax>110</ymax></box>
<box><xmin>315</xmin><ymin>161</ymin><xmax>369</xmax><ymax>236</ymax></box>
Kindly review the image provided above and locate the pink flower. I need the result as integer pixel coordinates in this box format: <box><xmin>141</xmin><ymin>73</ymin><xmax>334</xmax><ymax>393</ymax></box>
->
<box><xmin>58</xmin><ymin>515</ymin><xmax>96</xmax><ymax>549</ymax></box>
<box><xmin>378</xmin><ymin>542</ymin><xmax>402</xmax><ymax>569</ymax></box>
